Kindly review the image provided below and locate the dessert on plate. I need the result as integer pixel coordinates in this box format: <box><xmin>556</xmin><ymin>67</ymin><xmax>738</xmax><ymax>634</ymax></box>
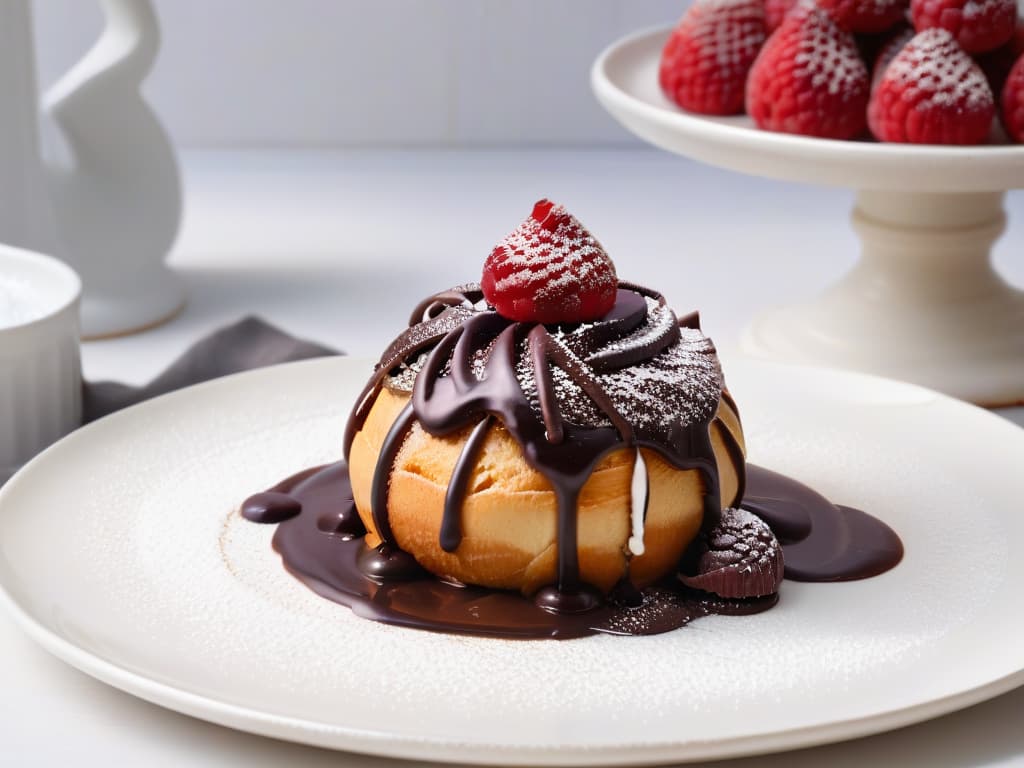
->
<box><xmin>242</xmin><ymin>200</ymin><xmax>902</xmax><ymax>639</ymax></box>
<box><xmin>348</xmin><ymin>199</ymin><xmax>750</xmax><ymax>606</ymax></box>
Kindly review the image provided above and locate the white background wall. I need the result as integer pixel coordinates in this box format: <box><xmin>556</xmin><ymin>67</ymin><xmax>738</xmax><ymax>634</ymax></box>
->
<box><xmin>32</xmin><ymin>0</ymin><xmax>688</xmax><ymax>148</ymax></box>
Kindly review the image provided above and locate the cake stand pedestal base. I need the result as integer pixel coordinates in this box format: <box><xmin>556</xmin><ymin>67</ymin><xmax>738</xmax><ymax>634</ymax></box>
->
<box><xmin>742</xmin><ymin>190</ymin><xmax>1024</xmax><ymax>407</ymax></box>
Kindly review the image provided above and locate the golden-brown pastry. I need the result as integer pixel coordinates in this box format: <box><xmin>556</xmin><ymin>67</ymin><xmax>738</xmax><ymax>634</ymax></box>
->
<box><xmin>349</xmin><ymin>386</ymin><xmax>744</xmax><ymax>595</ymax></box>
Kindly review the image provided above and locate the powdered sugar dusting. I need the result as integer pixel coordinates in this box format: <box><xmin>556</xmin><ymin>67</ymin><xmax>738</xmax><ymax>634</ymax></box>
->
<box><xmin>596</xmin><ymin>330</ymin><xmax>721</xmax><ymax>434</ymax></box>
<box><xmin>388</xmin><ymin>285</ymin><xmax>723</xmax><ymax>460</ymax></box>
<box><xmin>513</xmin><ymin>297</ymin><xmax>722</xmax><ymax>437</ymax></box>
<box><xmin>378</xmin><ymin>303</ymin><xmax>475</xmax><ymax>380</ymax></box>
<box><xmin>489</xmin><ymin>204</ymin><xmax>616</xmax><ymax>306</ymax></box>
<box><xmin>964</xmin><ymin>0</ymin><xmax>992</xmax><ymax>20</ymax></box>
<box><xmin>691</xmin><ymin>0</ymin><xmax>766</xmax><ymax>71</ymax></box>
<box><xmin>791</xmin><ymin>6</ymin><xmax>868</xmax><ymax>96</ymax></box>
<box><xmin>747</xmin><ymin>0</ymin><xmax>869</xmax><ymax>137</ymax></box>
<box><xmin>659</xmin><ymin>0</ymin><xmax>766</xmax><ymax>115</ymax></box>
<box><xmin>585</xmin><ymin>298</ymin><xmax>678</xmax><ymax>368</ymax></box>
<box><xmin>680</xmin><ymin>507</ymin><xmax>785</xmax><ymax>598</ymax></box>
<box><xmin>884</xmin><ymin>28</ymin><xmax>993</xmax><ymax>110</ymax></box>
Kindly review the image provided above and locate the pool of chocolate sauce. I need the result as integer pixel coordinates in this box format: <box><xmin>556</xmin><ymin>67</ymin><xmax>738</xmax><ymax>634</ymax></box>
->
<box><xmin>242</xmin><ymin>461</ymin><xmax>902</xmax><ymax>640</ymax></box>
<box><xmin>242</xmin><ymin>280</ymin><xmax>903</xmax><ymax>639</ymax></box>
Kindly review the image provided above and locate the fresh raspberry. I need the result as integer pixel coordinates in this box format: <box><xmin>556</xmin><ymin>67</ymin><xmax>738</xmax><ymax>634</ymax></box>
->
<box><xmin>765</xmin><ymin>0</ymin><xmax>799</xmax><ymax>32</ymax></box>
<box><xmin>868</xmin><ymin>28</ymin><xmax>995</xmax><ymax>143</ymax></box>
<box><xmin>977</xmin><ymin>21</ymin><xmax>1024</xmax><ymax>94</ymax></box>
<box><xmin>746</xmin><ymin>3</ymin><xmax>870</xmax><ymax>139</ymax></box>
<box><xmin>481</xmin><ymin>200</ymin><xmax>618</xmax><ymax>325</ymax></box>
<box><xmin>870</xmin><ymin>25</ymin><xmax>915</xmax><ymax>88</ymax></box>
<box><xmin>818</xmin><ymin>0</ymin><xmax>908</xmax><ymax>33</ymax></box>
<box><xmin>1002</xmin><ymin>53</ymin><xmax>1024</xmax><ymax>141</ymax></box>
<box><xmin>658</xmin><ymin>0</ymin><xmax>767</xmax><ymax>115</ymax></box>
<box><xmin>910</xmin><ymin>0</ymin><xmax>1018</xmax><ymax>53</ymax></box>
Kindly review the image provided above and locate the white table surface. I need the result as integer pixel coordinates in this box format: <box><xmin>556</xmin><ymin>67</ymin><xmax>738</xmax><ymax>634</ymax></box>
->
<box><xmin>5</xmin><ymin>148</ymin><xmax>1024</xmax><ymax>766</ymax></box>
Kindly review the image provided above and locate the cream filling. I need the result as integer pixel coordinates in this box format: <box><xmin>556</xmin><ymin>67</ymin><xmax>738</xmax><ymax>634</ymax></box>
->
<box><xmin>628</xmin><ymin>448</ymin><xmax>648</xmax><ymax>556</ymax></box>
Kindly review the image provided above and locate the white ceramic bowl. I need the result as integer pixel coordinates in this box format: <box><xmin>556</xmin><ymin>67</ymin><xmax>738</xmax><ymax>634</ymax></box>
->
<box><xmin>0</xmin><ymin>245</ymin><xmax>82</xmax><ymax>483</ymax></box>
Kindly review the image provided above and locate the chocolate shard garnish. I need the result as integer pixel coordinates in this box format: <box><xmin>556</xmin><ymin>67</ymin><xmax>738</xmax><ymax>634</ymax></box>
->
<box><xmin>677</xmin><ymin>310</ymin><xmax>701</xmax><ymax>330</ymax></box>
<box><xmin>679</xmin><ymin>507</ymin><xmax>784</xmax><ymax>598</ymax></box>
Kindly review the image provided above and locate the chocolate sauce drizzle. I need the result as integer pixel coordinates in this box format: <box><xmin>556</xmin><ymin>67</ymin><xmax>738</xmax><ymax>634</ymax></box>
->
<box><xmin>440</xmin><ymin>414</ymin><xmax>492</xmax><ymax>553</ymax></box>
<box><xmin>240</xmin><ymin>282</ymin><xmax>903</xmax><ymax>639</ymax></box>
<box><xmin>344</xmin><ymin>283</ymin><xmax>727</xmax><ymax>610</ymax></box>
<box><xmin>368</xmin><ymin>401</ymin><xmax>416</xmax><ymax>543</ymax></box>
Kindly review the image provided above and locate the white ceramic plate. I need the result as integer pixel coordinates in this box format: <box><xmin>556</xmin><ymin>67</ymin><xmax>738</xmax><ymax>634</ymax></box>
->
<box><xmin>1</xmin><ymin>356</ymin><xmax>1023</xmax><ymax>765</ymax></box>
<box><xmin>590</xmin><ymin>26</ymin><xmax>1024</xmax><ymax>192</ymax></box>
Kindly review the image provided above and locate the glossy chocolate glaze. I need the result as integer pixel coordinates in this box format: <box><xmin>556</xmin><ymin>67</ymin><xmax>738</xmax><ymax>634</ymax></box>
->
<box><xmin>345</xmin><ymin>284</ymin><xmax>726</xmax><ymax>610</ymax></box>
<box><xmin>743</xmin><ymin>465</ymin><xmax>904</xmax><ymax>581</ymax></box>
<box><xmin>440</xmin><ymin>414</ymin><xmax>493</xmax><ymax>553</ymax></box>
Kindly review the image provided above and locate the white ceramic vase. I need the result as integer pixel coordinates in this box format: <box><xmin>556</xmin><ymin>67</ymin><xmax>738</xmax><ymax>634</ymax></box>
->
<box><xmin>0</xmin><ymin>0</ymin><xmax>183</xmax><ymax>340</ymax></box>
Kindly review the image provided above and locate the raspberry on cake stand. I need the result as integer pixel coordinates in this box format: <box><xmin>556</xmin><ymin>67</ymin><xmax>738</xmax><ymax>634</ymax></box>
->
<box><xmin>592</xmin><ymin>26</ymin><xmax>1024</xmax><ymax>407</ymax></box>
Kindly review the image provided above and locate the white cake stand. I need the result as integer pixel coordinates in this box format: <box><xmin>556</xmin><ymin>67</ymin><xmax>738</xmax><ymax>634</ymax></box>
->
<box><xmin>592</xmin><ymin>26</ymin><xmax>1024</xmax><ymax>406</ymax></box>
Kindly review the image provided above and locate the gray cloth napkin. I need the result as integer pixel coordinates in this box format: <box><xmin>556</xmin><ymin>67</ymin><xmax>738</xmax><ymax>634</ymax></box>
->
<box><xmin>82</xmin><ymin>317</ymin><xmax>339</xmax><ymax>423</ymax></box>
